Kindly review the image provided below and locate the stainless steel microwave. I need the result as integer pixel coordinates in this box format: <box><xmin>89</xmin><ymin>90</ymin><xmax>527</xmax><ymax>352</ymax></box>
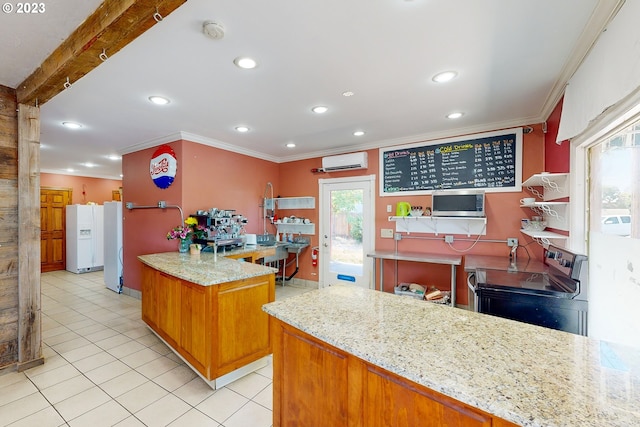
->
<box><xmin>431</xmin><ymin>189</ymin><xmax>485</xmax><ymax>217</ymax></box>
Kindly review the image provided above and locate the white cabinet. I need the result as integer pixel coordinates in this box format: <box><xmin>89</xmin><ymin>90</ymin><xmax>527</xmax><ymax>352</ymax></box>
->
<box><xmin>389</xmin><ymin>216</ymin><xmax>487</xmax><ymax>236</ymax></box>
<box><xmin>521</xmin><ymin>173</ymin><xmax>569</xmax><ymax>241</ymax></box>
<box><xmin>275</xmin><ymin>197</ymin><xmax>315</xmax><ymax>235</ymax></box>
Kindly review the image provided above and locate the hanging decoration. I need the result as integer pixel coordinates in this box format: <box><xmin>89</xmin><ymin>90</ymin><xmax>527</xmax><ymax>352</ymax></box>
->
<box><xmin>150</xmin><ymin>145</ymin><xmax>177</xmax><ymax>189</ymax></box>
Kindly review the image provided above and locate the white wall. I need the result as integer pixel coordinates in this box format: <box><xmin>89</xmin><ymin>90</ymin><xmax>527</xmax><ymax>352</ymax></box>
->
<box><xmin>589</xmin><ymin>232</ymin><xmax>640</xmax><ymax>348</ymax></box>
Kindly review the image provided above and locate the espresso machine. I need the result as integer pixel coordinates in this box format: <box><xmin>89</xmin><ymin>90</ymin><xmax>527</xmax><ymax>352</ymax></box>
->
<box><xmin>193</xmin><ymin>208</ymin><xmax>248</xmax><ymax>248</ymax></box>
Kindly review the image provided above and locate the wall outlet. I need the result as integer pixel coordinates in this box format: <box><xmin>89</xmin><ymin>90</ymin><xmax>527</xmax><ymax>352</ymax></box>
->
<box><xmin>380</xmin><ymin>228</ymin><xmax>394</xmax><ymax>238</ymax></box>
<box><xmin>444</xmin><ymin>235</ymin><xmax>454</xmax><ymax>243</ymax></box>
<box><xmin>386</xmin><ymin>204</ymin><xmax>392</xmax><ymax>213</ymax></box>
<box><xmin>507</xmin><ymin>238</ymin><xmax>519</xmax><ymax>247</ymax></box>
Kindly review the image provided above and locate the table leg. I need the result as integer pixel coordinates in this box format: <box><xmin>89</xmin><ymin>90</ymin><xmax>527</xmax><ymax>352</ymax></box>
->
<box><xmin>380</xmin><ymin>259</ymin><xmax>384</xmax><ymax>292</ymax></box>
<box><xmin>450</xmin><ymin>264</ymin><xmax>456</xmax><ymax>307</ymax></box>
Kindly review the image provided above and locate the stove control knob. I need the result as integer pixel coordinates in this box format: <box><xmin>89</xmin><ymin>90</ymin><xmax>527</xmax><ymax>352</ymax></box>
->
<box><xmin>559</xmin><ymin>259</ymin><xmax>572</xmax><ymax>268</ymax></box>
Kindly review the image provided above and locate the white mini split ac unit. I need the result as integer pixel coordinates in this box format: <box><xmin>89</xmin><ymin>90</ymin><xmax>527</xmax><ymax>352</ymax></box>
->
<box><xmin>321</xmin><ymin>152</ymin><xmax>368</xmax><ymax>171</ymax></box>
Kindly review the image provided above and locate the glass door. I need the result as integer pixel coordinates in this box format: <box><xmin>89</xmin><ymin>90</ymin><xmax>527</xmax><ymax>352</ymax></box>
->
<box><xmin>319</xmin><ymin>175</ymin><xmax>375</xmax><ymax>289</ymax></box>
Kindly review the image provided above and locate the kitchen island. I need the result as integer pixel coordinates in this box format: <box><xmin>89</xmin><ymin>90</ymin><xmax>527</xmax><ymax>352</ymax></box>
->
<box><xmin>263</xmin><ymin>285</ymin><xmax>640</xmax><ymax>427</ymax></box>
<box><xmin>139</xmin><ymin>251</ymin><xmax>276</xmax><ymax>389</ymax></box>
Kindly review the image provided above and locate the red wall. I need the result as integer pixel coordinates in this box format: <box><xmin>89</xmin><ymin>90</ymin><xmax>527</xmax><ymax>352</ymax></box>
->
<box><xmin>41</xmin><ymin>173</ymin><xmax>122</xmax><ymax>205</ymax></box>
<box><xmin>122</xmin><ymin>140</ymin><xmax>280</xmax><ymax>291</ymax></box>
<box><xmin>277</xmin><ymin>126</ymin><xmax>546</xmax><ymax>305</ymax></box>
<box><xmin>112</xmin><ymin>123</ymin><xmax>557</xmax><ymax>305</ymax></box>
<box><xmin>544</xmin><ymin>97</ymin><xmax>570</xmax><ymax>173</ymax></box>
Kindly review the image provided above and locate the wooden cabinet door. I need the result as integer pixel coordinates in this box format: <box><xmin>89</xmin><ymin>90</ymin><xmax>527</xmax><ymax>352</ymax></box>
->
<box><xmin>180</xmin><ymin>282</ymin><xmax>209</xmax><ymax>373</ymax></box>
<box><xmin>141</xmin><ymin>264</ymin><xmax>157</xmax><ymax>328</ymax></box>
<box><xmin>361</xmin><ymin>365</ymin><xmax>492</xmax><ymax>427</ymax></box>
<box><xmin>156</xmin><ymin>272</ymin><xmax>182</xmax><ymax>346</ymax></box>
<box><xmin>217</xmin><ymin>276</ymin><xmax>273</xmax><ymax>372</ymax></box>
<box><xmin>278</xmin><ymin>326</ymin><xmax>349</xmax><ymax>427</ymax></box>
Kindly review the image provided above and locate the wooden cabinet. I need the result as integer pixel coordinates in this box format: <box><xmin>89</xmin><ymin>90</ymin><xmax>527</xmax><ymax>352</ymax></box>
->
<box><xmin>275</xmin><ymin>326</ymin><xmax>349</xmax><ymax>427</ymax></box>
<box><xmin>141</xmin><ymin>264</ymin><xmax>157</xmax><ymax>328</ymax></box>
<box><xmin>272</xmin><ymin>318</ymin><xmax>519</xmax><ymax>427</ymax></box>
<box><xmin>217</xmin><ymin>277</ymin><xmax>273</xmax><ymax>372</ymax></box>
<box><xmin>141</xmin><ymin>263</ymin><xmax>275</xmax><ymax>383</ymax></box>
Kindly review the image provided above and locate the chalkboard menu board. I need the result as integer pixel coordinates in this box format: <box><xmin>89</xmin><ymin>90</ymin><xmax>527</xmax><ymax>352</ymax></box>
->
<box><xmin>380</xmin><ymin>128</ymin><xmax>522</xmax><ymax>196</ymax></box>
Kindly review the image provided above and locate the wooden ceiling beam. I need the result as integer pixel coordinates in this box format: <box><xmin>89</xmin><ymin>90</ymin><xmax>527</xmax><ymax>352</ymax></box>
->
<box><xmin>16</xmin><ymin>0</ymin><xmax>186</xmax><ymax>106</ymax></box>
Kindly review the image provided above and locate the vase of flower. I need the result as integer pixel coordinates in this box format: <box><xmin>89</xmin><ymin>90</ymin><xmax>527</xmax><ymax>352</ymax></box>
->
<box><xmin>178</xmin><ymin>239</ymin><xmax>190</xmax><ymax>253</ymax></box>
<box><xmin>167</xmin><ymin>217</ymin><xmax>207</xmax><ymax>253</ymax></box>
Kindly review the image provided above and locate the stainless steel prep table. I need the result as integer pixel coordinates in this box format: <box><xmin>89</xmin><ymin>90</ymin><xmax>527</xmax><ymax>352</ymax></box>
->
<box><xmin>367</xmin><ymin>250</ymin><xmax>462</xmax><ymax>307</ymax></box>
<box><xmin>464</xmin><ymin>254</ymin><xmax>546</xmax><ymax>274</ymax></box>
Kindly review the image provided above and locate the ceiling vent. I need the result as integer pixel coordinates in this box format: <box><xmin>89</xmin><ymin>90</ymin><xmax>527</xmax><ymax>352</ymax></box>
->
<box><xmin>322</xmin><ymin>152</ymin><xmax>368</xmax><ymax>171</ymax></box>
<box><xmin>203</xmin><ymin>21</ymin><xmax>225</xmax><ymax>40</ymax></box>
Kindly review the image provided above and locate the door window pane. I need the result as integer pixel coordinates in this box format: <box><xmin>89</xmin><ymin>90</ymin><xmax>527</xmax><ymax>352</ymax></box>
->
<box><xmin>330</xmin><ymin>189</ymin><xmax>364</xmax><ymax>276</ymax></box>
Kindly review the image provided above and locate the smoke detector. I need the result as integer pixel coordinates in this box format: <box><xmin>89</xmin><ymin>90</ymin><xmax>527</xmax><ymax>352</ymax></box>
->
<box><xmin>203</xmin><ymin>21</ymin><xmax>225</xmax><ymax>40</ymax></box>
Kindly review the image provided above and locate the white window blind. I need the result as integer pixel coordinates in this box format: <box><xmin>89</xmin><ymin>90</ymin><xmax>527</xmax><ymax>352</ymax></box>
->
<box><xmin>557</xmin><ymin>0</ymin><xmax>640</xmax><ymax>143</ymax></box>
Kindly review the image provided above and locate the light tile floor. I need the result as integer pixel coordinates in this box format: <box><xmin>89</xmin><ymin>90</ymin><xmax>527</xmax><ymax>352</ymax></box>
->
<box><xmin>0</xmin><ymin>270</ymin><xmax>313</xmax><ymax>427</ymax></box>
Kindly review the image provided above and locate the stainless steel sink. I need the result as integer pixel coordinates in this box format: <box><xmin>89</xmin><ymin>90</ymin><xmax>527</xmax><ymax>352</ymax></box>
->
<box><xmin>263</xmin><ymin>242</ymin><xmax>289</xmax><ymax>262</ymax></box>
<box><xmin>285</xmin><ymin>243</ymin><xmax>309</xmax><ymax>254</ymax></box>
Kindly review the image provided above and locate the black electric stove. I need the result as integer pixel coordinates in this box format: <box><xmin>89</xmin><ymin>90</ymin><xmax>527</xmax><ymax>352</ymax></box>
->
<box><xmin>475</xmin><ymin>244</ymin><xmax>588</xmax><ymax>335</ymax></box>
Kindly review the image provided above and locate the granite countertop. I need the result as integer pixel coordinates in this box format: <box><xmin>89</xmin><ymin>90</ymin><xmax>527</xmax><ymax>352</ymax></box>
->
<box><xmin>138</xmin><ymin>251</ymin><xmax>277</xmax><ymax>286</ymax></box>
<box><xmin>263</xmin><ymin>286</ymin><xmax>640</xmax><ymax>427</ymax></box>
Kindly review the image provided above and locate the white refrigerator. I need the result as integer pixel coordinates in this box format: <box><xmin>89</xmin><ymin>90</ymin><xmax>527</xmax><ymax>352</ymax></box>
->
<box><xmin>66</xmin><ymin>204</ymin><xmax>104</xmax><ymax>274</ymax></box>
<box><xmin>103</xmin><ymin>201</ymin><xmax>123</xmax><ymax>293</ymax></box>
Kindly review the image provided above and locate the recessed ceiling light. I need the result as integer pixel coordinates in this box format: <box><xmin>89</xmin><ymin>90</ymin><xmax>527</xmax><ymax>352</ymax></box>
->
<box><xmin>447</xmin><ymin>112</ymin><xmax>464</xmax><ymax>119</ymax></box>
<box><xmin>342</xmin><ymin>91</ymin><xmax>354</xmax><ymax>97</ymax></box>
<box><xmin>234</xmin><ymin>57</ymin><xmax>257</xmax><ymax>69</ymax></box>
<box><xmin>432</xmin><ymin>71</ymin><xmax>458</xmax><ymax>83</ymax></box>
<box><xmin>286</xmin><ymin>143</ymin><xmax>296</xmax><ymax>148</ymax></box>
<box><xmin>107</xmin><ymin>155</ymin><xmax>120</xmax><ymax>161</ymax></box>
<box><xmin>353</xmin><ymin>131</ymin><xmax>365</xmax><ymax>136</ymax></box>
<box><xmin>62</xmin><ymin>121</ymin><xmax>82</xmax><ymax>129</ymax></box>
<box><xmin>235</xmin><ymin>126</ymin><xmax>250</xmax><ymax>133</ymax></box>
<box><xmin>84</xmin><ymin>162</ymin><xmax>96</xmax><ymax>168</ymax></box>
<box><xmin>149</xmin><ymin>96</ymin><xmax>170</xmax><ymax>105</ymax></box>
<box><xmin>311</xmin><ymin>106</ymin><xmax>328</xmax><ymax>114</ymax></box>
<box><xmin>66</xmin><ymin>168</ymin><xmax>75</xmax><ymax>173</ymax></box>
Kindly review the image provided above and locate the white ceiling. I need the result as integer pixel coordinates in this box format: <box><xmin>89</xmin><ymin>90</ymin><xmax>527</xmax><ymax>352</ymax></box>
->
<box><xmin>1</xmin><ymin>0</ymin><xmax>618</xmax><ymax>180</ymax></box>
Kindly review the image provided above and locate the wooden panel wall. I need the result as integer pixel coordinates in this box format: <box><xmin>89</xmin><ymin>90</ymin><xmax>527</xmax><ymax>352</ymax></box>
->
<box><xmin>18</xmin><ymin>103</ymin><xmax>42</xmax><ymax>370</ymax></box>
<box><xmin>0</xmin><ymin>85</ymin><xmax>19</xmax><ymax>368</ymax></box>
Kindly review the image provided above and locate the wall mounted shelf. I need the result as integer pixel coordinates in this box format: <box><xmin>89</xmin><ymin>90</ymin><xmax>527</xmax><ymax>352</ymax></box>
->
<box><xmin>275</xmin><ymin>197</ymin><xmax>315</xmax><ymax>209</ymax></box>
<box><xmin>520</xmin><ymin>229</ymin><xmax>568</xmax><ymax>240</ymax></box>
<box><xmin>519</xmin><ymin>201</ymin><xmax>569</xmax><ymax>231</ymax></box>
<box><xmin>522</xmin><ymin>173</ymin><xmax>569</xmax><ymax>201</ymax></box>
<box><xmin>389</xmin><ymin>216</ymin><xmax>487</xmax><ymax>236</ymax></box>
<box><xmin>275</xmin><ymin>223</ymin><xmax>315</xmax><ymax>235</ymax></box>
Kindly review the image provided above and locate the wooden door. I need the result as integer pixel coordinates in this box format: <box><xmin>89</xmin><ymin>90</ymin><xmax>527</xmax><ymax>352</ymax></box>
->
<box><xmin>40</xmin><ymin>187</ymin><xmax>71</xmax><ymax>272</ymax></box>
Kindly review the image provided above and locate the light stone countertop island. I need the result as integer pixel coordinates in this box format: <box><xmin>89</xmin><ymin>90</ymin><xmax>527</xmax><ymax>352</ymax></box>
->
<box><xmin>138</xmin><ymin>249</ymin><xmax>277</xmax><ymax>389</ymax></box>
<box><xmin>138</xmin><ymin>249</ymin><xmax>277</xmax><ymax>285</ymax></box>
<box><xmin>263</xmin><ymin>285</ymin><xmax>640</xmax><ymax>427</ymax></box>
